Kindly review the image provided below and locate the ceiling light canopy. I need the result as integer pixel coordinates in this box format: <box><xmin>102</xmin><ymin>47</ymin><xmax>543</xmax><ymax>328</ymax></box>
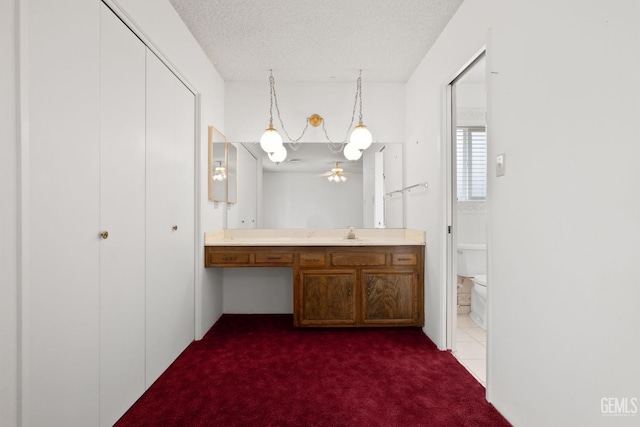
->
<box><xmin>259</xmin><ymin>70</ymin><xmax>372</xmax><ymax>164</ymax></box>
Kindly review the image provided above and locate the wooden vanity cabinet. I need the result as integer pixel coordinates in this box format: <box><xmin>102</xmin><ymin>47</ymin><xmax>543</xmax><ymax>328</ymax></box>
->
<box><xmin>294</xmin><ymin>246</ymin><xmax>424</xmax><ymax>328</ymax></box>
<box><xmin>205</xmin><ymin>245</ymin><xmax>424</xmax><ymax>328</ymax></box>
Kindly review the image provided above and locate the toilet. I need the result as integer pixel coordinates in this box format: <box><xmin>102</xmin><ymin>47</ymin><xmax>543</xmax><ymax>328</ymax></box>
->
<box><xmin>470</xmin><ymin>274</ymin><xmax>487</xmax><ymax>330</ymax></box>
<box><xmin>457</xmin><ymin>243</ymin><xmax>487</xmax><ymax>330</ymax></box>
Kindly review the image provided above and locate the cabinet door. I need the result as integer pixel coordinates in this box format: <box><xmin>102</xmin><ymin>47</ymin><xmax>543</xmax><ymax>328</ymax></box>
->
<box><xmin>146</xmin><ymin>50</ymin><xmax>195</xmax><ymax>387</ymax></box>
<box><xmin>99</xmin><ymin>5</ymin><xmax>146</xmax><ymax>426</ymax></box>
<box><xmin>361</xmin><ymin>270</ymin><xmax>418</xmax><ymax>325</ymax></box>
<box><xmin>298</xmin><ymin>270</ymin><xmax>357</xmax><ymax>326</ymax></box>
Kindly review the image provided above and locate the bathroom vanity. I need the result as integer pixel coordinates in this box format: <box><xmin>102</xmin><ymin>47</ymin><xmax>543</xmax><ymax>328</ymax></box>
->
<box><xmin>205</xmin><ymin>229</ymin><xmax>425</xmax><ymax>327</ymax></box>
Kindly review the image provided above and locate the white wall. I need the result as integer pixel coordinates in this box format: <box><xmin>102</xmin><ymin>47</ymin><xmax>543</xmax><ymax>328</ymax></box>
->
<box><xmin>405</xmin><ymin>0</ymin><xmax>491</xmax><ymax>349</ymax></box>
<box><xmin>223</xmin><ymin>268</ymin><xmax>293</xmax><ymax>314</ymax></box>
<box><xmin>262</xmin><ymin>172</ymin><xmax>363</xmax><ymax>229</ymax></box>
<box><xmin>1</xmin><ymin>0</ymin><xmax>18</xmax><ymax>424</ymax></box>
<box><xmin>457</xmin><ymin>201</ymin><xmax>486</xmax><ymax>245</ymax></box>
<box><xmin>407</xmin><ymin>0</ymin><xmax>640</xmax><ymax>425</ymax></box>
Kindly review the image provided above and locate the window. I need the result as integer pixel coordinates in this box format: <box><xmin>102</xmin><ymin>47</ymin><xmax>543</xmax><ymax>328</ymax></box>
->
<box><xmin>456</xmin><ymin>126</ymin><xmax>487</xmax><ymax>201</ymax></box>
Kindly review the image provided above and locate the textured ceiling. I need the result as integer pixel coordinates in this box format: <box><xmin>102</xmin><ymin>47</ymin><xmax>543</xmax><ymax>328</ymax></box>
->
<box><xmin>169</xmin><ymin>0</ymin><xmax>464</xmax><ymax>82</ymax></box>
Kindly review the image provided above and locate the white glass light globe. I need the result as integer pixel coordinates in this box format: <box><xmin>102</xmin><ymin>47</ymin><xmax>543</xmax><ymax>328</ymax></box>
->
<box><xmin>343</xmin><ymin>142</ymin><xmax>362</xmax><ymax>161</ymax></box>
<box><xmin>340</xmin><ymin>175</ymin><xmax>347</xmax><ymax>182</ymax></box>
<box><xmin>268</xmin><ymin>144</ymin><xmax>287</xmax><ymax>163</ymax></box>
<box><xmin>260</xmin><ymin>127</ymin><xmax>283</xmax><ymax>153</ymax></box>
<box><xmin>349</xmin><ymin>123</ymin><xmax>372</xmax><ymax>150</ymax></box>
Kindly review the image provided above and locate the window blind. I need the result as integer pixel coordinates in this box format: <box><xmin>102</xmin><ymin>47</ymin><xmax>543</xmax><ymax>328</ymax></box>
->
<box><xmin>456</xmin><ymin>126</ymin><xmax>487</xmax><ymax>201</ymax></box>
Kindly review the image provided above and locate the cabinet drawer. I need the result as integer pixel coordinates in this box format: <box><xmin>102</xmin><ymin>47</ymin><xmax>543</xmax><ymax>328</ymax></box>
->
<box><xmin>208</xmin><ymin>252</ymin><xmax>251</xmax><ymax>265</ymax></box>
<box><xmin>299</xmin><ymin>252</ymin><xmax>326</xmax><ymax>267</ymax></box>
<box><xmin>391</xmin><ymin>253</ymin><xmax>417</xmax><ymax>266</ymax></box>
<box><xmin>255</xmin><ymin>252</ymin><xmax>294</xmax><ymax>264</ymax></box>
<box><xmin>330</xmin><ymin>252</ymin><xmax>387</xmax><ymax>267</ymax></box>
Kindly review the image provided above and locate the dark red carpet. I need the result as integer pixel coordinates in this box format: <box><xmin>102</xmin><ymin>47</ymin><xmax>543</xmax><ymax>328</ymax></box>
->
<box><xmin>115</xmin><ymin>314</ymin><xmax>510</xmax><ymax>427</ymax></box>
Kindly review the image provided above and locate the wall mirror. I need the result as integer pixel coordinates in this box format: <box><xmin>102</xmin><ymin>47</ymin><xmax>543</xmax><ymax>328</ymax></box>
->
<box><xmin>226</xmin><ymin>143</ymin><xmax>238</xmax><ymax>204</ymax></box>
<box><xmin>208</xmin><ymin>126</ymin><xmax>237</xmax><ymax>204</ymax></box>
<box><xmin>227</xmin><ymin>142</ymin><xmax>404</xmax><ymax>229</ymax></box>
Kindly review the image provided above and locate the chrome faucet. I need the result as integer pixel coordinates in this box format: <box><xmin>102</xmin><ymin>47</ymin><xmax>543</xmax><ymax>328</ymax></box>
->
<box><xmin>346</xmin><ymin>226</ymin><xmax>356</xmax><ymax>240</ymax></box>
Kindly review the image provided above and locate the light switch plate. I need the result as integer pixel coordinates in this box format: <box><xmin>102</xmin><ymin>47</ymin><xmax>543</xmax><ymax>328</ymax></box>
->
<box><xmin>496</xmin><ymin>154</ymin><xmax>506</xmax><ymax>177</ymax></box>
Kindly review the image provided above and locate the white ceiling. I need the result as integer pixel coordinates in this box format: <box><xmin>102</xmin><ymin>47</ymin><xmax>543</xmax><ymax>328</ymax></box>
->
<box><xmin>168</xmin><ymin>0</ymin><xmax>465</xmax><ymax>82</ymax></box>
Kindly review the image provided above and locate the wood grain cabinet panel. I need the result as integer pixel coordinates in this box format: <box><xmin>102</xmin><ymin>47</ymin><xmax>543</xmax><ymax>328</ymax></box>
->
<box><xmin>362</xmin><ymin>271</ymin><xmax>418</xmax><ymax>325</ymax></box>
<box><xmin>391</xmin><ymin>253</ymin><xmax>417</xmax><ymax>266</ymax></box>
<box><xmin>299</xmin><ymin>252</ymin><xmax>326</xmax><ymax>267</ymax></box>
<box><xmin>255</xmin><ymin>252</ymin><xmax>294</xmax><ymax>264</ymax></box>
<box><xmin>208</xmin><ymin>252</ymin><xmax>251</xmax><ymax>265</ymax></box>
<box><xmin>330</xmin><ymin>252</ymin><xmax>386</xmax><ymax>266</ymax></box>
<box><xmin>298</xmin><ymin>271</ymin><xmax>356</xmax><ymax>326</ymax></box>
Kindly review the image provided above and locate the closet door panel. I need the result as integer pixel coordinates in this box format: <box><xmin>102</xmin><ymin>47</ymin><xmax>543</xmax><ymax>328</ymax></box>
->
<box><xmin>172</xmin><ymin>77</ymin><xmax>196</xmax><ymax>353</ymax></box>
<box><xmin>99</xmin><ymin>5</ymin><xmax>146</xmax><ymax>426</ymax></box>
<box><xmin>145</xmin><ymin>51</ymin><xmax>195</xmax><ymax>386</ymax></box>
<box><xmin>25</xmin><ymin>0</ymin><xmax>101</xmax><ymax>424</ymax></box>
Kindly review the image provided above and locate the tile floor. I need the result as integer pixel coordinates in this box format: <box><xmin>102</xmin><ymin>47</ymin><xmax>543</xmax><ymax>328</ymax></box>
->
<box><xmin>453</xmin><ymin>314</ymin><xmax>487</xmax><ymax>385</ymax></box>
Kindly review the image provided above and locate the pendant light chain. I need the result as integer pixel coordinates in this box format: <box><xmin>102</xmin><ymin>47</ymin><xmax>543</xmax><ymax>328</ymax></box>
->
<box><xmin>268</xmin><ymin>70</ymin><xmax>364</xmax><ymax>152</ymax></box>
<box><xmin>270</xmin><ymin>71</ymin><xmax>307</xmax><ymax>150</ymax></box>
<box><xmin>357</xmin><ymin>70</ymin><xmax>364</xmax><ymax>124</ymax></box>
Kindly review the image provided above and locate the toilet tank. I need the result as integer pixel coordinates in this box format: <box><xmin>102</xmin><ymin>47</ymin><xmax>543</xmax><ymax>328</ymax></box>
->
<box><xmin>457</xmin><ymin>243</ymin><xmax>486</xmax><ymax>277</ymax></box>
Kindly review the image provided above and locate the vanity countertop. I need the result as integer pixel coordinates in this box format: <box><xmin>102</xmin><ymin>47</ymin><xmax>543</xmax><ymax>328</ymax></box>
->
<box><xmin>204</xmin><ymin>228</ymin><xmax>426</xmax><ymax>246</ymax></box>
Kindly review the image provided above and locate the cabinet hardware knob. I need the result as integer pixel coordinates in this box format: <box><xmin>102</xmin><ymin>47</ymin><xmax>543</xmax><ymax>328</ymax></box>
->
<box><xmin>100</xmin><ymin>231</ymin><xmax>109</xmax><ymax>240</ymax></box>
<box><xmin>173</xmin><ymin>225</ymin><xmax>178</xmax><ymax>231</ymax></box>
<box><xmin>347</xmin><ymin>285</ymin><xmax>352</xmax><ymax>297</ymax></box>
<box><xmin>222</xmin><ymin>256</ymin><xmax>233</xmax><ymax>261</ymax></box>
<box><xmin>398</xmin><ymin>257</ymin><xmax>411</xmax><ymax>261</ymax></box>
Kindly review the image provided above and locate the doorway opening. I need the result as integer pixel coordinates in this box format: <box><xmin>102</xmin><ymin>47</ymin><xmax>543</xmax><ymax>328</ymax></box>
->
<box><xmin>446</xmin><ymin>51</ymin><xmax>487</xmax><ymax>385</ymax></box>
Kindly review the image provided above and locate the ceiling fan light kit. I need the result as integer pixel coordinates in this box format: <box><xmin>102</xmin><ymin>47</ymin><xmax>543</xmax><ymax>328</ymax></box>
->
<box><xmin>259</xmin><ymin>70</ymin><xmax>373</xmax><ymax>170</ymax></box>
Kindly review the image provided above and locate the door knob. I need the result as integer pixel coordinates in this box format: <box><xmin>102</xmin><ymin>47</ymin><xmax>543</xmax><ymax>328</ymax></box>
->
<box><xmin>100</xmin><ymin>231</ymin><xmax>109</xmax><ymax>240</ymax></box>
<box><xmin>172</xmin><ymin>225</ymin><xmax>178</xmax><ymax>231</ymax></box>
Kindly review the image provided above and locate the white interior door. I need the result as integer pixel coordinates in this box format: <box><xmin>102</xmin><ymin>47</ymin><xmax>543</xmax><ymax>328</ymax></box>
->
<box><xmin>145</xmin><ymin>50</ymin><xmax>196</xmax><ymax>386</ymax></box>
<box><xmin>99</xmin><ymin>5</ymin><xmax>146</xmax><ymax>426</ymax></box>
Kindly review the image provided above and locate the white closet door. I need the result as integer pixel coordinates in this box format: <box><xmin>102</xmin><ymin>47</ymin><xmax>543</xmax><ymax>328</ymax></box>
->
<box><xmin>25</xmin><ymin>0</ymin><xmax>101</xmax><ymax>424</ymax></box>
<box><xmin>99</xmin><ymin>5</ymin><xmax>146</xmax><ymax>426</ymax></box>
<box><xmin>145</xmin><ymin>51</ymin><xmax>195</xmax><ymax>386</ymax></box>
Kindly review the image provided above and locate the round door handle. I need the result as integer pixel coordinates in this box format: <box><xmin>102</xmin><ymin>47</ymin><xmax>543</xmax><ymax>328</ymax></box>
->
<box><xmin>173</xmin><ymin>225</ymin><xmax>178</xmax><ymax>231</ymax></box>
<box><xmin>100</xmin><ymin>231</ymin><xmax>109</xmax><ymax>240</ymax></box>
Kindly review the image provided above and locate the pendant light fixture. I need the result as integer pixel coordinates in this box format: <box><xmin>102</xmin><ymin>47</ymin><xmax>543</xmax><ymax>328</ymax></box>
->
<box><xmin>259</xmin><ymin>72</ymin><xmax>284</xmax><ymax>154</ymax></box>
<box><xmin>259</xmin><ymin>70</ymin><xmax>373</xmax><ymax>163</ymax></box>
<box><xmin>212</xmin><ymin>161</ymin><xmax>227</xmax><ymax>181</ymax></box>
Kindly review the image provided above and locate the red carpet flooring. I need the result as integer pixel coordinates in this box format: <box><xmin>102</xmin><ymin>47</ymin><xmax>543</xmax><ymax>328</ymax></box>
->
<box><xmin>115</xmin><ymin>314</ymin><xmax>510</xmax><ymax>427</ymax></box>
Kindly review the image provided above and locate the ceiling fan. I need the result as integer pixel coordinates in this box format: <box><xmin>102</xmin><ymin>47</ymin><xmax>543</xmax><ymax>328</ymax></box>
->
<box><xmin>317</xmin><ymin>162</ymin><xmax>351</xmax><ymax>183</ymax></box>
